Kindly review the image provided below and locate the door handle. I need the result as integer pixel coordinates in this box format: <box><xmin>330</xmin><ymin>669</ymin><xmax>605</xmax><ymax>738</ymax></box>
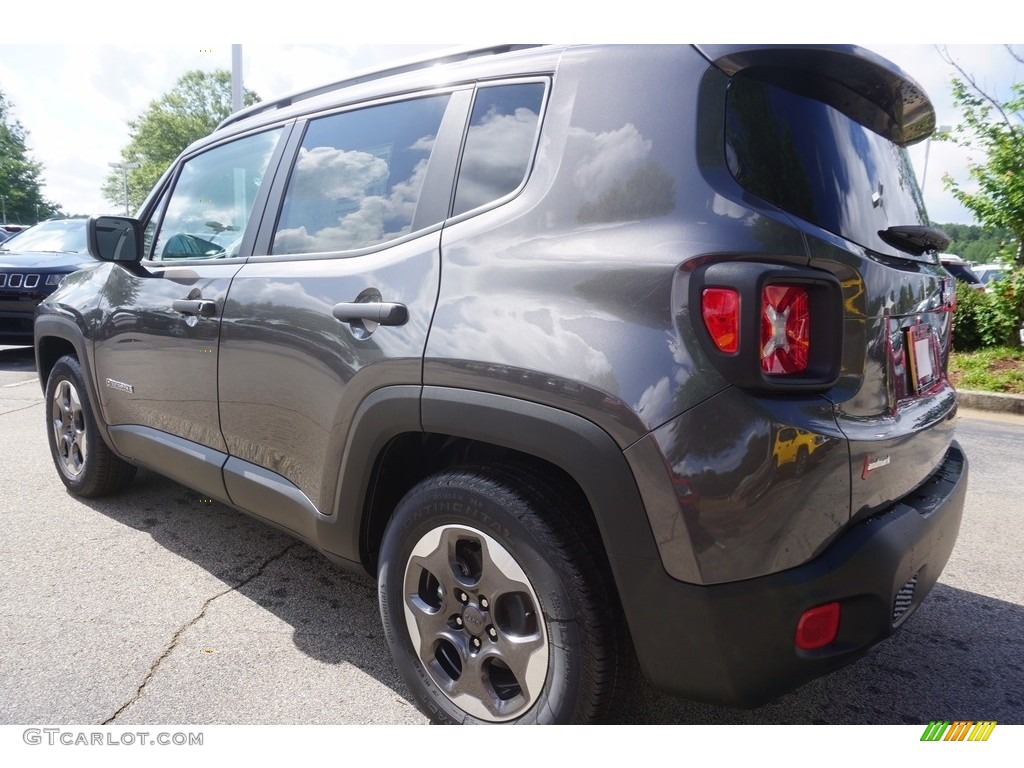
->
<box><xmin>172</xmin><ymin>299</ymin><xmax>217</xmax><ymax>318</ymax></box>
<box><xmin>332</xmin><ymin>302</ymin><xmax>408</xmax><ymax>326</ymax></box>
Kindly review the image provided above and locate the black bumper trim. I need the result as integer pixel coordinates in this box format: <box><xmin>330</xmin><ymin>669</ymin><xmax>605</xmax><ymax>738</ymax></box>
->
<box><xmin>616</xmin><ymin>441</ymin><xmax>968</xmax><ymax>707</ymax></box>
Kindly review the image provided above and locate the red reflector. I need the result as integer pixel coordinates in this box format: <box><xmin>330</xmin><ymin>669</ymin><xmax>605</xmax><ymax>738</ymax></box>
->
<box><xmin>795</xmin><ymin>602</ymin><xmax>841</xmax><ymax>650</ymax></box>
<box><xmin>702</xmin><ymin>288</ymin><xmax>740</xmax><ymax>354</ymax></box>
<box><xmin>761</xmin><ymin>285</ymin><xmax>810</xmax><ymax>375</ymax></box>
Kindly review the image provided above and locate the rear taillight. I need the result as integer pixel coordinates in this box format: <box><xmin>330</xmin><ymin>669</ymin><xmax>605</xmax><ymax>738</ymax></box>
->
<box><xmin>760</xmin><ymin>285</ymin><xmax>810</xmax><ymax>375</ymax></box>
<box><xmin>702</xmin><ymin>288</ymin><xmax>740</xmax><ymax>354</ymax></box>
<box><xmin>689</xmin><ymin>261</ymin><xmax>842</xmax><ymax>392</ymax></box>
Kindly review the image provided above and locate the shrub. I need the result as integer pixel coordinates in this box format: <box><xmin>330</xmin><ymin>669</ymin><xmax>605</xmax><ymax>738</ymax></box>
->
<box><xmin>952</xmin><ymin>265</ymin><xmax>1024</xmax><ymax>350</ymax></box>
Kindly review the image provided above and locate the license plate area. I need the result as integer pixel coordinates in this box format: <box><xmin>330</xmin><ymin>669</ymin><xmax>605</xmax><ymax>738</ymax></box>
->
<box><xmin>906</xmin><ymin>323</ymin><xmax>941</xmax><ymax>395</ymax></box>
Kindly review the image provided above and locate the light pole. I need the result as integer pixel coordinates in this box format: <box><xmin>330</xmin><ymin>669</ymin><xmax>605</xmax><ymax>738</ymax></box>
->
<box><xmin>920</xmin><ymin>124</ymin><xmax>953</xmax><ymax>194</ymax></box>
<box><xmin>108</xmin><ymin>160</ymin><xmax>140</xmax><ymax>217</ymax></box>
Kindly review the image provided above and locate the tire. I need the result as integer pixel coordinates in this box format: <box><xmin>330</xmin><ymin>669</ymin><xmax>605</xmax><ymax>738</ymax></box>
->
<box><xmin>45</xmin><ymin>355</ymin><xmax>136</xmax><ymax>498</ymax></box>
<box><xmin>378</xmin><ymin>465</ymin><xmax>632</xmax><ymax>724</ymax></box>
<box><xmin>794</xmin><ymin>446</ymin><xmax>809</xmax><ymax>477</ymax></box>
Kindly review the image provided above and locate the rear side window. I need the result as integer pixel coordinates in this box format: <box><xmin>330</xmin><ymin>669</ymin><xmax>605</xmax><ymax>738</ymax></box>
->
<box><xmin>452</xmin><ymin>82</ymin><xmax>545</xmax><ymax>217</ymax></box>
<box><xmin>725</xmin><ymin>75</ymin><xmax>928</xmax><ymax>256</ymax></box>
<box><xmin>272</xmin><ymin>94</ymin><xmax>450</xmax><ymax>255</ymax></box>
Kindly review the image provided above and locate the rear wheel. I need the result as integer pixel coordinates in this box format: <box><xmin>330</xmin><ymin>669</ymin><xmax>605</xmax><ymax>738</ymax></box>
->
<box><xmin>45</xmin><ymin>355</ymin><xmax>136</xmax><ymax>497</ymax></box>
<box><xmin>794</xmin><ymin>446</ymin><xmax>809</xmax><ymax>477</ymax></box>
<box><xmin>378</xmin><ymin>465</ymin><xmax>631</xmax><ymax>724</ymax></box>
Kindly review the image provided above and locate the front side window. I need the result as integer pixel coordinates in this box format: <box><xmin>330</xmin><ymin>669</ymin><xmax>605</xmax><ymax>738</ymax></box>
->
<box><xmin>272</xmin><ymin>94</ymin><xmax>450</xmax><ymax>255</ymax></box>
<box><xmin>150</xmin><ymin>128</ymin><xmax>283</xmax><ymax>261</ymax></box>
<box><xmin>452</xmin><ymin>82</ymin><xmax>546</xmax><ymax>217</ymax></box>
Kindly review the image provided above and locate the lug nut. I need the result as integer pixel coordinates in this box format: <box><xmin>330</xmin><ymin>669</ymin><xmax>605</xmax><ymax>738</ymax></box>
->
<box><xmin>479</xmin><ymin>596</ymin><xmax>489</xmax><ymax>610</ymax></box>
<box><xmin>487</xmin><ymin>626</ymin><xmax>498</xmax><ymax>640</ymax></box>
<box><xmin>471</xmin><ymin>637</ymin><xmax>481</xmax><ymax>649</ymax></box>
<box><xmin>455</xmin><ymin>616</ymin><xmax>464</xmax><ymax>627</ymax></box>
<box><xmin>457</xmin><ymin>591</ymin><xmax>469</xmax><ymax>604</ymax></box>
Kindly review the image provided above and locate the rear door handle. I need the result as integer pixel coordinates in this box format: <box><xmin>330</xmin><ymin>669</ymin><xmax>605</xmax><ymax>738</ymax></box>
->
<box><xmin>172</xmin><ymin>299</ymin><xmax>217</xmax><ymax>318</ymax></box>
<box><xmin>332</xmin><ymin>302</ymin><xmax>408</xmax><ymax>326</ymax></box>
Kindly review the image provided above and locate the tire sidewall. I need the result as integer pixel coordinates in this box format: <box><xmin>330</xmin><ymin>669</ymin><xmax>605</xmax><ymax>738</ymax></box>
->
<box><xmin>378</xmin><ymin>475</ymin><xmax>585</xmax><ymax>724</ymax></box>
<box><xmin>44</xmin><ymin>357</ymin><xmax>101</xmax><ymax>494</ymax></box>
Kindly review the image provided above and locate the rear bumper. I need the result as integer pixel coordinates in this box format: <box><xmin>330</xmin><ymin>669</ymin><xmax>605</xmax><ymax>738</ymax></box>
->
<box><xmin>618</xmin><ymin>441</ymin><xmax>967</xmax><ymax>707</ymax></box>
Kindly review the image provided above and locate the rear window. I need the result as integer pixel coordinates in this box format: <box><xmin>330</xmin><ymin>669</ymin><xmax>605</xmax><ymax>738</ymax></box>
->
<box><xmin>943</xmin><ymin>262</ymin><xmax>982</xmax><ymax>286</ymax></box>
<box><xmin>725</xmin><ymin>74</ymin><xmax>928</xmax><ymax>256</ymax></box>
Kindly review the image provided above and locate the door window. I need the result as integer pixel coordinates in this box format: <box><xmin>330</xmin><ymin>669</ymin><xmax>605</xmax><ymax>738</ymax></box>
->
<box><xmin>149</xmin><ymin>128</ymin><xmax>283</xmax><ymax>261</ymax></box>
<box><xmin>272</xmin><ymin>94</ymin><xmax>451</xmax><ymax>255</ymax></box>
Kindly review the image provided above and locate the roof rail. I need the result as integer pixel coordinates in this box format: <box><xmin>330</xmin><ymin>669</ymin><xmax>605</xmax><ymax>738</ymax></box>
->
<box><xmin>216</xmin><ymin>44</ymin><xmax>545</xmax><ymax>132</ymax></box>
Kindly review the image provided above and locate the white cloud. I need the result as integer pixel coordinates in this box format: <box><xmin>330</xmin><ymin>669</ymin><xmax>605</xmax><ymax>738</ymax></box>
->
<box><xmin>3</xmin><ymin>41</ymin><xmax>1020</xmax><ymax>225</ymax></box>
<box><xmin>571</xmin><ymin>123</ymin><xmax>652</xmax><ymax>198</ymax></box>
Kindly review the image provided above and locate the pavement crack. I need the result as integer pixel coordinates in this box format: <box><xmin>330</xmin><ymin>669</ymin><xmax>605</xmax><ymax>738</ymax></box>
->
<box><xmin>0</xmin><ymin>402</ymin><xmax>43</xmax><ymax>417</ymax></box>
<box><xmin>103</xmin><ymin>540</ymin><xmax>301</xmax><ymax>724</ymax></box>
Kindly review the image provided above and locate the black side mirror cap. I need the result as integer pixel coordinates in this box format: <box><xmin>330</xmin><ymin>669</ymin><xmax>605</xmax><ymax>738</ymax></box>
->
<box><xmin>88</xmin><ymin>215</ymin><xmax>144</xmax><ymax>264</ymax></box>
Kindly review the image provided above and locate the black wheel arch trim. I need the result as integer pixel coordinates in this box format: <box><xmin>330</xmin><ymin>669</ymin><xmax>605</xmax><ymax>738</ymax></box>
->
<box><xmin>34</xmin><ymin>314</ymin><xmax>114</xmax><ymax>445</ymax></box>
<box><xmin>318</xmin><ymin>385</ymin><xmax>665</xmax><ymax>570</ymax></box>
<box><xmin>417</xmin><ymin>387</ymin><xmax>661</xmax><ymax>564</ymax></box>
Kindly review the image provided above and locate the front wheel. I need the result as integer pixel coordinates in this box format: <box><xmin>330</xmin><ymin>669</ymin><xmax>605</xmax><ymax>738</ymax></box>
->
<box><xmin>378</xmin><ymin>465</ymin><xmax>631</xmax><ymax>724</ymax></box>
<box><xmin>45</xmin><ymin>355</ymin><xmax>136</xmax><ymax>497</ymax></box>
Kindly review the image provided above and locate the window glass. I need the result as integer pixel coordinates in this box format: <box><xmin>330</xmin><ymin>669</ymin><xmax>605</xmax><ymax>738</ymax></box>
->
<box><xmin>272</xmin><ymin>95</ymin><xmax>450</xmax><ymax>255</ymax></box>
<box><xmin>725</xmin><ymin>76</ymin><xmax>928</xmax><ymax>256</ymax></box>
<box><xmin>151</xmin><ymin>129</ymin><xmax>282</xmax><ymax>261</ymax></box>
<box><xmin>452</xmin><ymin>83</ymin><xmax>545</xmax><ymax>216</ymax></box>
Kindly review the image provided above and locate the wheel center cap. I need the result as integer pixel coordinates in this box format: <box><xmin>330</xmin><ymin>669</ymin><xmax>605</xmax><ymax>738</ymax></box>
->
<box><xmin>462</xmin><ymin>605</ymin><xmax>485</xmax><ymax>634</ymax></box>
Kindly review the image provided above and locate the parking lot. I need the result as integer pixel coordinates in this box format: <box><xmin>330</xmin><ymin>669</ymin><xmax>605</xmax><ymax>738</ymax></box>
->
<box><xmin>2</xmin><ymin>342</ymin><xmax>1023</xmax><ymax>725</ymax></box>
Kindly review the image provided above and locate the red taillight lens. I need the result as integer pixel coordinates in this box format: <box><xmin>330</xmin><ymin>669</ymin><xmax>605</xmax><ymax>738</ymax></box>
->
<box><xmin>761</xmin><ymin>285</ymin><xmax>810</xmax><ymax>375</ymax></box>
<box><xmin>701</xmin><ymin>288</ymin><xmax>740</xmax><ymax>354</ymax></box>
<box><xmin>795</xmin><ymin>602</ymin><xmax>841</xmax><ymax>650</ymax></box>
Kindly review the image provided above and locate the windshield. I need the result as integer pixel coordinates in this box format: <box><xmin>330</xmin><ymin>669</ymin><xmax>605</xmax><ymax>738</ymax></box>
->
<box><xmin>0</xmin><ymin>219</ymin><xmax>89</xmax><ymax>254</ymax></box>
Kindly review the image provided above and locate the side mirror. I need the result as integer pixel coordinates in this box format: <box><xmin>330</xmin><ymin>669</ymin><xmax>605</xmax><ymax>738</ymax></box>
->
<box><xmin>88</xmin><ymin>215</ymin><xmax>144</xmax><ymax>264</ymax></box>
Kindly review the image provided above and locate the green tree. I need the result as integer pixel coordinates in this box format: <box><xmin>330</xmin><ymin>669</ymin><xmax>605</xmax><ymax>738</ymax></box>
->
<box><xmin>103</xmin><ymin>70</ymin><xmax>259</xmax><ymax>214</ymax></box>
<box><xmin>939</xmin><ymin>45</ymin><xmax>1024</xmax><ymax>263</ymax></box>
<box><xmin>0</xmin><ymin>90</ymin><xmax>61</xmax><ymax>224</ymax></box>
<box><xmin>940</xmin><ymin>222</ymin><xmax>1015</xmax><ymax>263</ymax></box>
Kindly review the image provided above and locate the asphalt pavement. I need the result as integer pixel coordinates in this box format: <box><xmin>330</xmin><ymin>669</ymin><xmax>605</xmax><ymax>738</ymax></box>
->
<box><xmin>1</xmin><ymin>343</ymin><xmax>1022</xmax><ymax>726</ymax></box>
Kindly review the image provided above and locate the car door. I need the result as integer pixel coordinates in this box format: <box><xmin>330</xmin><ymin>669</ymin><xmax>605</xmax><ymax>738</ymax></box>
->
<box><xmin>216</xmin><ymin>89</ymin><xmax>468</xmax><ymax>546</ymax></box>
<box><xmin>92</xmin><ymin>126</ymin><xmax>289</xmax><ymax>502</ymax></box>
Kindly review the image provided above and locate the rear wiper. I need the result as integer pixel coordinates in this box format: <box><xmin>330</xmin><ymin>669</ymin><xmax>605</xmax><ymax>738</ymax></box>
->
<box><xmin>878</xmin><ymin>225</ymin><xmax>950</xmax><ymax>256</ymax></box>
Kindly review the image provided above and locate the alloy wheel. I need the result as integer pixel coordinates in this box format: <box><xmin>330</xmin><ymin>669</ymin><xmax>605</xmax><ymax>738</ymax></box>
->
<box><xmin>52</xmin><ymin>378</ymin><xmax>88</xmax><ymax>478</ymax></box>
<box><xmin>402</xmin><ymin>524</ymin><xmax>549</xmax><ymax>722</ymax></box>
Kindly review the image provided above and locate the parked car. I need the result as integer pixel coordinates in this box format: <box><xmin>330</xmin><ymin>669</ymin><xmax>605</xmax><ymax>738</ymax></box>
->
<box><xmin>34</xmin><ymin>44</ymin><xmax>968</xmax><ymax>724</ymax></box>
<box><xmin>972</xmin><ymin>263</ymin><xmax>1008</xmax><ymax>288</ymax></box>
<box><xmin>0</xmin><ymin>218</ymin><xmax>94</xmax><ymax>345</ymax></box>
<box><xmin>940</xmin><ymin>253</ymin><xmax>986</xmax><ymax>291</ymax></box>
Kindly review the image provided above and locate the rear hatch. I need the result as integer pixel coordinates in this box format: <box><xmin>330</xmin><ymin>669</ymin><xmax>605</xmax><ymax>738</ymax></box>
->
<box><xmin>713</xmin><ymin>46</ymin><xmax>959</xmax><ymax>522</ymax></box>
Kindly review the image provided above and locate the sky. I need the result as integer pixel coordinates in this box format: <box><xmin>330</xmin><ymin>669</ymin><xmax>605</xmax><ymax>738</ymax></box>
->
<box><xmin>1</xmin><ymin>3</ymin><xmax>1018</xmax><ymax>226</ymax></box>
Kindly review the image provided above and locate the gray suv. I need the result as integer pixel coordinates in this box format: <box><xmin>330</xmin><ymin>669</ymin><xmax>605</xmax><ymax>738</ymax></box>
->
<box><xmin>35</xmin><ymin>44</ymin><xmax>968</xmax><ymax>724</ymax></box>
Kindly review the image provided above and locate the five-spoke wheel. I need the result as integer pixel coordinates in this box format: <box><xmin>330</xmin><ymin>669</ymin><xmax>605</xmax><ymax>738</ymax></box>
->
<box><xmin>51</xmin><ymin>377</ymin><xmax>89</xmax><ymax>478</ymax></box>
<box><xmin>378</xmin><ymin>466</ymin><xmax>629</xmax><ymax>724</ymax></box>
<box><xmin>402</xmin><ymin>524</ymin><xmax>549</xmax><ymax>721</ymax></box>
<box><xmin>44</xmin><ymin>355</ymin><xmax>136</xmax><ymax>497</ymax></box>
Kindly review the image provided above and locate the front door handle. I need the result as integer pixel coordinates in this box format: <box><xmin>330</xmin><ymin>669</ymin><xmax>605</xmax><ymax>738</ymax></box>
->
<box><xmin>172</xmin><ymin>299</ymin><xmax>217</xmax><ymax>318</ymax></box>
<box><xmin>332</xmin><ymin>302</ymin><xmax>408</xmax><ymax>326</ymax></box>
